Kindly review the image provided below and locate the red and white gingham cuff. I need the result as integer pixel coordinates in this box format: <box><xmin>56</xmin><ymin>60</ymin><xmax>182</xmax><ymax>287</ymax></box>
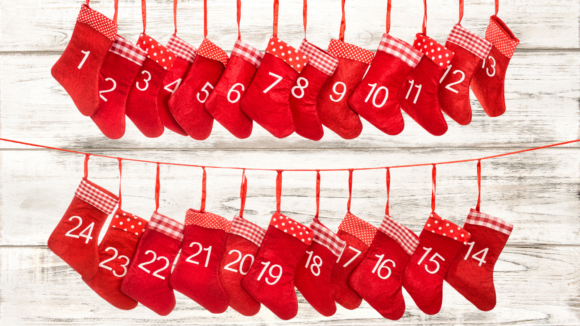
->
<box><xmin>167</xmin><ymin>34</ymin><xmax>197</xmax><ymax>63</ymax></box>
<box><xmin>75</xmin><ymin>178</ymin><xmax>118</xmax><ymax>214</ymax></box>
<box><xmin>148</xmin><ymin>211</ymin><xmax>184</xmax><ymax>242</ymax></box>
<box><xmin>77</xmin><ymin>4</ymin><xmax>117</xmax><ymax>41</ymax></box>
<box><xmin>270</xmin><ymin>213</ymin><xmax>313</xmax><ymax>245</ymax></box>
<box><xmin>110</xmin><ymin>35</ymin><xmax>147</xmax><ymax>66</ymax></box>
<box><xmin>466</xmin><ymin>208</ymin><xmax>513</xmax><ymax>236</ymax></box>
<box><xmin>338</xmin><ymin>212</ymin><xmax>377</xmax><ymax>247</ymax></box>
<box><xmin>327</xmin><ymin>39</ymin><xmax>374</xmax><ymax>65</ymax></box>
<box><xmin>424</xmin><ymin>212</ymin><xmax>471</xmax><ymax>244</ymax></box>
<box><xmin>185</xmin><ymin>209</ymin><xmax>230</xmax><ymax>232</ymax></box>
<box><xmin>229</xmin><ymin>215</ymin><xmax>266</xmax><ymax>247</ymax></box>
<box><xmin>310</xmin><ymin>218</ymin><xmax>346</xmax><ymax>258</ymax></box>
<box><xmin>379</xmin><ymin>215</ymin><xmax>419</xmax><ymax>256</ymax></box>
<box><xmin>198</xmin><ymin>38</ymin><xmax>229</xmax><ymax>67</ymax></box>
<box><xmin>232</xmin><ymin>39</ymin><xmax>263</xmax><ymax>69</ymax></box>
<box><xmin>378</xmin><ymin>33</ymin><xmax>422</xmax><ymax>68</ymax></box>
<box><xmin>485</xmin><ymin>17</ymin><xmax>519</xmax><ymax>58</ymax></box>
<box><xmin>298</xmin><ymin>39</ymin><xmax>338</xmax><ymax>76</ymax></box>
<box><xmin>447</xmin><ymin>24</ymin><xmax>492</xmax><ymax>60</ymax></box>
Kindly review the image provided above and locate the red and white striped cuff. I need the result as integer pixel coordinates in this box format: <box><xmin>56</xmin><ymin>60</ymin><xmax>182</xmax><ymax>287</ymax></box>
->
<box><xmin>232</xmin><ymin>39</ymin><xmax>263</xmax><ymax>69</ymax></box>
<box><xmin>327</xmin><ymin>39</ymin><xmax>374</xmax><ymax>65</ymax></box>
<box><xmin>185</xmin><ymin>209</ymin><xmax>230</xmax><ymax>232</ymax></box>
<box><xmin>423</xmin><ymin>212</ymin><xmax>471</xmax><ymax>244</ymax></box>
<box><xmin>270</xmin><ymin>213</ymin><xmax>313</xmax><ymax>245</ymax></box>
<box><xmin>110</xmin><ymin>208</ymin><xmax>148</xmax><ymax>238</ymax></box>
<box><xmin>447</xmin><ymin>24</ymin><xmax>492</xmax><ymax>60</ymax></box>
<box><xmin>413</xmin><ymin>34</ymin><xmax>454</xmax><ymax>69</ymax></box>
<box><xmin>148</xmin><ymin>211</ymin><xmax>184</xmax><ymax>242</ymax></box>
<box><xmin>298</xmin><ymin>39</ymin><xmax>338</xmax><ymax>76</ymax></box>
<box><xmin>229</xmin><ymin>215</ymin><xmax>266</xmax><ymax>247</ymax></box>
<box><xmin>198</xmin><ymin>38</ymin><xmax>229</xmax><ymax>67</ymax></box>
<box><xmin>379</xmin><ymin>215</ymin><xmax>419</xmax><ymax>256</ymax></box>
<box><xmin>75</xmin><ymin>178</ymin><xmax>118</xmax><ymax>214</ymax></box>
<box><xmin>338</xmin><ymin>212</ymin><xmax>377</xmax><ymax>247</ymax></box>
<box><xmin>310</xmin><ymin>218</ymin><xmax>346</xmax><ymax>258</ymax></box>
<box><xmin>378</xmin><ymin>33</ymin><xmax>422</xmax><ymax>68</ymax></box>
<box><xmin>167</xmin><ymin>34</ymin><xmax>197</xmax><ymax>63</ymax></box>
<box><xmin>110</xmin><ymin>35</ymin><xmax>147</xmax><ymax>66</ymax></box>
<box><xmin>77</xmin><ymin>4</ymin><xmax>117</xmax><ymax>41</ymax></box>
<box><xmin>466</xmin><ymin>208</ymin><xmax>513</xmax><ymax>236</ymax></box>
<box><xmin>485</xmin><ymin>16</ymin><xmax>519</xmax><ymax>58</ymax></box>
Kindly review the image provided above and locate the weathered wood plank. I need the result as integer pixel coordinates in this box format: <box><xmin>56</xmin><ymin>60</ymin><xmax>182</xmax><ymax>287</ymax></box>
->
<box><xmin>1</xmin><ymin>0</ymin><xmax>577</xmax><ymax>53</ymax></box>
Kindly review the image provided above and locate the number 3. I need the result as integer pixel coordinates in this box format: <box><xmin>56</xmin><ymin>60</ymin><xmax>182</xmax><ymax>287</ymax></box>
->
<box><xmin>98</xmin><ymin>247</ymin><xmax>130</xmax><ymax>277</ymax></box>
<box><xmin>482</xmin><ymin>56</ymin><xmax>496</xmax><ymax>77</ymax></box>
<box><xmin>136</xmin><ymin>71</ymin><xmax>151</xmax><ymax>91</ymax></box>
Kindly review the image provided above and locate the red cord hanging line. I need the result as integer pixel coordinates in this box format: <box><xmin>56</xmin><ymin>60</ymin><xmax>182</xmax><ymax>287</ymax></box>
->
<box><xmin>458</xmin><ymin>0</ymin><xmax>464</xmax><ymax>24</ymax></box>
<box><xmin>204</xmin><ymin>0</ymin><xmax>208</xmax><ymax>38</ymax></box>
<box><xmin>314</xmin><ymin>171</ymin><xmax>321</xmax><ymax>219</ymax></box>
<box><xmin>141</xmin><ymin>0</ymin><xmax>147</xmax><ymax>33</ymax></box>
<box><xmin>273</xmin><ymin>0</ymin><xmax>279</xmax><ymax>38</ymax></box>
<box><xmin>475</xmin><ymin>160</ymin><xmax>482</xmax><ymax>212</ymax></box>
<box><xmin>495</xmin><ymin>0</ymin><xmax>499</xmax><ymax>15</ymax></box>
<box><xmin>386</xmin><ymin>0</ymin><xmax>391</xmax><ymax>34</ymax></box>
<box><xmin>303</xmin><ymin>0</ymin><xmax>308</xmax><ymax>39</ymax></box>
<box><xmin>173</xmin><ymin>0</ymin><xmax>178</xmax><ymax>34</ymax></box>
<box><xmin>385</xmin><ymin>167</ymin><xmax>391</xmax><ymax>216</ymax></box>
<box><xmin>339</xmin><ymin>0</ymin><xmax>346</xmax><ymax>41</ymax></box>
<box><xmin>155</xmin><ymin>163</ymin><xmax>160</xmax><ymax>212</ymax></box>
<box><xmin>83</xmin><ymin>154</ymin><xmax>90</xmax><ymax>179</ymax></box>
<box><xmin>118</xmin><ymin>158</ymin><xmax>123</xmax><ymax>209</ymax></box>
<box><xmin>431</xmin><ymin>164</ymin><xmax>436</xmax><ymax>212</ymax></box>
<box><xmin>347</xmin><ymin>169</ymin><xmax>353</xmax><ymax>213</ymax></box>
<box><xmin>113</xmin><ymin>0</ymin><xmax>119</xmax><ymax>25</ymax></box>
<box><xmin>239</xmin><ymin>170</ymin><xmax>247</xmax><ymax>217</ymax></box>
<box><xmin>237</xmin><ymin>0</ymin><xmax>242</xmax><ymax>39</ymax></box>
<box><xmin>276</xmin><ymin>170</ymin><xmax>283</xmax><ymax>213</ymax></box>
<box><xmin>200</xmin><ymin>167</ymin><xmax>207</xmax><ymax>212</ymax></box>
<box><xmin>422</xmin><ymin>0</ymin><xmax>427</xmax><ymax>34</ymax></box>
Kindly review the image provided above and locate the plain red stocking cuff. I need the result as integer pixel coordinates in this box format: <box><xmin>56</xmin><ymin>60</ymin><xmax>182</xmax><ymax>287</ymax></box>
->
<box><xmin>266</xmin><ymin>37</ymin><xmax>308</xmax><ymax>73</ymax></box>
<box><xmin>379</xmin><ymin>215</ymin><xmax>419</xmax><ymax>255</ymax></box>
<box><xmin>338</xmin><ymin>212</ymin><xmax>378</xmax><ymax>247</ymax></box>
<box><xmin>148</xmin><ymin>211</ymin><xmax>184</xmax><ymax>241</ymax></box>
<box><xmin>465</xmin><ymin>208</ymin><xmax>513</xmax><ymax>235</ymax></box>
<box><xmin>299</xmin><ymin>40</ymin><xmax>338</xmax><ymax>76</ymax></box>
<box><xmin>230</xmin><ymin>215</ymin><xmax>266</xmax><ymax>246</ymax></box>
<box><xmin>424</xmin><ymin>212</ymin><xmax>471</xmax><ymax>244</ymax></box>
<box><xmin>270</xmin><ymin>213</ymin><xmax>313</xmax><ymax>245</ymax></box>
<box><xmin>327</xmin><ymin>39</ymin><xmax>374</xmax><ymax>65</ymax></box>
<box><xmin>232</xmin><ymin>39</ymin><xmax>264</xmax><ymax>68</ymax></box>
<box><xmin>378</xmin><ymin>34</ymin><xmax>422</xmax><ymax>68</ymax></box>
<box><xmin>413</xmin><ymin>34</ymin><xmax>454</xmax><ymax>69</ymax></box>
<box><xmin>310</xmin><ymin>218</ymin><xmax>346</xmax><ymax>258</ymax></box>
<box><xmin>167</xmin><ymin>35</ymin><xmax>197</xmax><ymax>63</ymax></box>
<box><xmin>485</xmin><ymin>16</ymin><xmax>520</xmax><ymax>58</ymax></box>
<box><xmin>77</xmin><ymin>4</ymin><xmax>117</xmax><ymax>41</ymax></box>
<box><xmin>75</xmin><ymin>178</ymin><xmax>119</xmax><ymax>214</ymax></box>
<box><xmin>198</xmin><ymin>38</ymin><xmax>229</xmax><ymax>67</ymax></box>
<box><xmin>447</xmin><ymin>24</ymin><xmax>492</xmax><ymax>60</ymax></box>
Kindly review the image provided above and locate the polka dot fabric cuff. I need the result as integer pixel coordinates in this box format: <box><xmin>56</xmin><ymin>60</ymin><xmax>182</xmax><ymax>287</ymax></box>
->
<box><xmin>413</xmin><ymin>34</ymin><xmax>454</xmax><ymax>69</ymax></box>
<box><xmin>269</xmin><ymin>212</ymin><xmax>313</xmax><ymax>245</ymax></box>
<box><xmin>423</xmin><ymin>212</ymin><xmax>471</xmax><ymax>244</ymax></box>
<box><xmin>110</xmin><ymin>208</ymin><xmax>148</xmax><ymax>237</ymax></box>
<box><xmin>137</xmin><ymin>33</ymin><xmax>176</xmax><ymax>70</ymax></box>
<box><xmin>338</xmin><ymin>212</ymin><xmax>377</xmax><ymax>247</ymax></box>
<box><xmin>198</xmin><ymin>38</ymin><xmax>229</xmax><ymax>67</ymax></box>
<box><xmin>265</xmin><ymin>37</ymin><xmax>308</xmax><ymax>73</ymax></box>
<box><xmin>485</xmin><ymin>16</ymin><xmax>520</xmax><ymax>59</ymax></box>
<box><xmin>185</xmin><ymin>209</ymin><xmax>231</xmax><ymax>232</ymax></box>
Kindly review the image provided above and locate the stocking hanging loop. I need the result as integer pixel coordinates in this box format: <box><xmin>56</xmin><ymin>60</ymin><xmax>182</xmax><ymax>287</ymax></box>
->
<box><xmin>204</xmin><ymin>0</ymin><xmax>208</xmax><ymax>38</ymax></box>
<box><xmin>118</xmin><ymin>158</ymin><xmax>123</xmax><ymax>209</ymax></box>
<box><xmin>273</xmin><ymin>0</ymin><xmax>279</xmax><ymax>37</ymax></box>
<box><xmin>141</xmin><ymin>0</ymin><xmax>147</xmax><ymax>33</ymax></box>
<box><xmin>200</xmin><ymin>167</ymin><xmax>207</xmax><ymax>212</ymax></box>
<box><xmin>386</xmin><ymin>0</ymin><xmax>391</xmax><ymax>34</ymax></box>
<box><xmin>385</xmin><ymin>168</ymin><xmax>391</xmax><ymax>216</ymax></box>
<box><xmin>431</xmin><ymin>164</ymin><xmax>436</xmax><ymax>212</ymax></box>
<box><xmin>237</xmin><ymin>0</ymin><xmax>242</xmax><ymax>39</ymax></box>
<box><xmin>276</xmin><ymin>170</ymin><xmax>283</xmax><ymax>213</ymax></box>
<box><xmin>339</xmin><ymin>0</ymin><xmax>346</xmax><ymax>41</ymax></box>
<box><xmin>422</xmin><ymin>0</ymin><xmax>427</xmax><ymax>34</ymax></box>
<box><xmin>173</xmin><ymin>0</ymin><xmax>178</xmax><ymax>34</ymax></box>
<box><xmin>347</xmin><ymin>169</ymin><xmax>353</xmax><ymax>213</ymax></box>
<box><xmin>113</xmin><ymin>0</ymin><xmax>119</xmax><ymax>25</ymax></box>
<box><xmin>239</xmin><ymin>169</ymin><xmax>247</xmax><ymax>217</ymax></box>
<box><xmin>495</xmin><ymin>0</ymin><xmax>499</xmax><ymax>15</ymax></box>
<box><xmin>83</xmin><ymin>154</ymin><xmax>90</xmax><ymax>179</ymax></box>
<box><xmin>303</xmin><ymin>0</ymin><xmax>308</xmax><ymax>39</ymax></box>
<box><xmin>315</xmin><ymin>171</ymin><xmax>320</xmax><ymax>219</ymax></box>
<box><xmin>155</xmin><ymin>163</ymin><xmax>160</xmax><ymax>212</ymax></box>
<box><xmin>476</xmin><ymin>160</ymin><xmax>481</xmax><ymax>212</ymax></box>
<box><xmin>458</xmin><ymin>0</ymin><xmax>464</xmax><ymax>24</ymax></box>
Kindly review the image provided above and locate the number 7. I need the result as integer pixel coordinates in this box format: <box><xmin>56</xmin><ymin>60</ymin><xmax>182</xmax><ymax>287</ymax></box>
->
<box><xmin>263</xmin><ymin>72</ymin><xmax>283</xmax><ymax>93</ymax></box>
<box><xmin>342</xmin><ymin>246</ymin><xmax>362</xmax><ymax>267</ymax></box>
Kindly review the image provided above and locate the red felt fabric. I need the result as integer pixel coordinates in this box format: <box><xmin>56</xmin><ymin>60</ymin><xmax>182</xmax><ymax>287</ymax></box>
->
<box><xmin>91</xmin><ymin>47</ymin><xmax>142</xmax><ymax>139</ymax></box>
<box><xmin>205</xmin><ymin>54</ymin><xmax>256</xmax><ymax>139</ymax></box>
<box><xmin>157</xmin><ymin>57</ymin><xmax>191</xmax><ymax>136</ymax></box>
<box><xmin>402</xmin><ymin>229</ymin><xmax>465</xmax><ymax>315</ymax></box>
<box><xmin>289</xmin><ymin>64</ymin><xmax>329</xmax><ymax>141</ymax></box>
<box><xmin>331</xmin><ymin>230</ymin><xmax>369</xmax><ymax>310</ymax></box>
<box><xmin>121</xmin><ymin>228</ymin><xmax>181</xmax><ymax>316</ymax></box>
<box><xmin>349</xmin><ymin>50</ymin><xmax>411</xmax><ymax>136</ymax></box>
<box><xmin>51</xmin><ymin>22</ymin><xmax>113</xmax><ymax>116</ymax></box>
<box><xmin>317</xmin><ymin>58</ymin><xmax>366</xmax><ymax>139</ymax></box>
<box><xmin>47</xmin><ymin>179</ymin><xmax>117</xmax><ymax>279</ymax></box>
<box><xmin>241</xmin><ymin>225</ymin><xmax>308</xmax><ymax>320</ymax></box>
<box><xmin>240</xmin><ymin>53</ymin><xmax>297</xmax><ymax>139</ymax></box>
<box><xmin>446</xmin><ymin>217</ymin><xmax>511</xmax><ymax>311</ymax></box>
<box><xmin>170</xmin><ymin>223</ymin><xmax>229</xmax><ymax>314</ymax></box>
<box><xmin>168</xmin><ymin>55</ymin><xmax>225</xmax><ymax>140</ymax></box>
<box><xmin>219</xmin><ymin>233</ymin><xmax>261</xmax><ymax>316</ymax></box>
<box><xmin>82</xmin><ymin>208</ymin><xmax>144</xmax><ymax>310</ymax></box>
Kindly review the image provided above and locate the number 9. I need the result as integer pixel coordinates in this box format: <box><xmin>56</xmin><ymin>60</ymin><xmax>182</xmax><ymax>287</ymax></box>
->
<box><xmin>330</xmin><ymin>82</ymin><xmax>347</xmax><ymax>102</ymax></box>
<box><xmin>266</xmin><ymin>264</ymin><xmax>282</xmax><ymax>285</ymax></box>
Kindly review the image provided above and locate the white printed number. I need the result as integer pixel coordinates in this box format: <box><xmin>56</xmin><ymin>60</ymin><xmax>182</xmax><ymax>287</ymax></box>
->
<box><xmin>291</xmin><ymin>77</ymin><xmax>309</xmax><ymax>99</ymax></box>
<box><xmin>417</xmin><ymin>247</ymin><xmax>445</xmax><ymax>274</ymax></box>
<box><xmin>98</xmin><ymin>247</ymin><xmax>130</xmax><ymax>277</ymax></box>
<box><xmin>464</xmin><ymin>242</ymin><xmax>488</xmax><ymax>267</ymax></box>
<box><xmin>99</xmin><ymin>78</ymin><xmax>117</xmax><ymax>102</ymax></box>
<box><xmin>227</xmin><ymin>83</ymin><xmax>245</xmax><ymax>103</ymax></box>
<box><xmin>263</xmin><ymin>72</ymin><xmax>283</xmax><ymax>93</ymax></box>
<box><xmin>342</xmin><ymin>246</ymin><xmax>362</xmax><ymax>267</ymax></box>
<box><xmin>365</xmin><ymin>83</ymin><xmax>389</xmax><ymax>108</ymax></box>
<box><xmin>164</xmin><ymin>79</ymin><xmax>182</xmax><ymax>94</ymax></box>
<box><xmin>78</xmin><ymin>50</ymin><xmax>90</xmax><ymax>69</ymax></box>
<box><xmin>304</xmin><ymin>251</ymin><xmax>323</xmax><ymax>276</ymax></box>
<box><xmin>138</xmin><ymin>250</ymin><xmax>170</xmax><ymax>280</ymax></box>
<box><xmin>256</xmin><ymin>261</ymin><xmax>283</xmax><ymax>285</ymax></box>
<box><xmin>136</xmin><ymin>70</ymin><xmax>152</xmax><ymax>91</ymax></box>
<box><xmin>64</xmin><ymin>216</ymin><xmax>94</xmax><ymax>244</ymax></box>
<box><xmin>372</xmin><ymin>254</ymin><xmax>395</xmax><ymax>280</ymax></box>
<box><xmin>482</xmin><ymin>56</ymin><xmax>496</xmax><ymax>77</ymax></box>
<box><xmin>223</xmin><ymin>250</ymin><xmax>254</xmax><ymax>275</ymax></box>
<box><xmin>185</xmin><ymin>242</ymin><xmax>212</xmax><ymax>267</ymax></box>
<box><xmin>197</xmin><ymin>82</ymin><xmax>214</xmax><ymax>103</ymax></box>
<box><xmin>405</xmin><ymin>80</ymin><xmax>422</xmax><ymax>104</ymax></box>
<box><xmin>330</xmin><ymin>82</ymin><xmax>347</xmax><ymax>102</ymax></box>
<box><xmin>440</xmin><ymin>65</ymin><xmax>465</xmax><ymax>94</ymax></box>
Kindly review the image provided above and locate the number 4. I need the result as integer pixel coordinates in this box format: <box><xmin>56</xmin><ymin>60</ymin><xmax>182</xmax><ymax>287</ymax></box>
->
<box><xmin>464</xmin><ymin>242</ymin><xmax>488</xmax><ymax>267</ymax></box>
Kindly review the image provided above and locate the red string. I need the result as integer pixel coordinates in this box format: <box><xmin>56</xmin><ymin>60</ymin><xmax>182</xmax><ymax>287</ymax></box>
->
<box><xmin>239</xmin><ymin>170</ymin><xmax>247</xmax><ymax>217</ymax></box>
<box><xmin>385</xmin><ymin>168</ymin><xmax>390</xmax><ymax>216</ymax></box>
<box><xmin>155</xmin><ymin>163</ymin><xmax>160</xmax><ymax>212</ymax></box>
<box><xmin>386</xmin><ymin>0</ymin><xmax>391</xmax><ymax>34</ymax></box>
<box><xmin>431</xmin><ymin>164</ymin><xmax>436</xmax><ymax>212</ymax></box>
<box><xmin>476</xmin><ymin>160</ymin><xmax>481</xmax><ymax>212</ymax></box>
<box><xmin>422</xmin><ymin>0</ymin><xmax>427</xmax><ymax>34</ymax></box>
<box><xmin>83</xmin><ymin>154</ymin><xmax>90</xmax><ymax>179</ymax></box>
<box><xmin>273</xmin><ymin>0</ymin><xmax>279</xmax><ymax>37</ymax></box>
<box><xmin>276</xmin><ymin>171</ymin><xmax>282</xmax><ymax>213</ymax></box>
<box><xmin>113</xmin><ymin>0</ymin><xmax>119</xmax><ymax>25</ymax></box>
<box><xmin>237</xmin><ymin>0</ymin><xmax>242</xmax><ymax>39</ymax></box>
<box><xmin>458</xmin><ymin>0</ymin><xmax>463</xmax><ymax>24</ymax></box>
<box><xmin>315</xmin><ymin>171</ymin><xmax>320</xmax><ymax>219</ymax></box>
<box><xmin>86</xmin><ymin>0</ymin><xmax>89</xmax><ymax>6</ymax></box>
<box><xmin>118</xmin><ymin>158</ymin><xmax>123</xmax><ymax>209</ymax></box>
<box><xmin>204</xmin><ymin>0</ymin><xmax>208</xmax><ymax>38</ymax></box>
<box><xmin>339</xmin><ymin>0</ymin><xmax>346</xmax><ymax>41</ymax></box>
<box><xmin>173</xmin><ymin>0</ymin><xmax>178</xmax><ymax>34</ymax></box>
<box><xmin>495</xmin><ymin>0</ymin><xmax>499</xmax><ymax>15</ymax></box>
<box><xmin>303</xmin><ymin>0</ymin><xmax>307</xmax><ymax>39</ymax></box>
<box><xmin>347</xmin><ymin>169</ymin><xmax>353</xmax><ymax>213</ymax></box>
<box><xmin>200</xmin><ymin>167</ymin><xmax>207</xmax><ymax>212</ymax></box>
<box><xmin>141</xmin><ymin>0</ymin><xmax>146</xmax><ymax>33</ymax></box>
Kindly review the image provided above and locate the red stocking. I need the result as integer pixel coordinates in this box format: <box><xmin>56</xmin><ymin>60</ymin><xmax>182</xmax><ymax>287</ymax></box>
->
<box><xmin>241</xmin><ymin>213</ymin><xmax>313</xmax><ymax>320</ymax></box>
<box><xmin>82</xmin><ymin>208</ymin><xmax>147</xmax><ymax>310</ymax></box>
<box><xmin>126</xmin><ymin>33</ymin><xmax>176</xmax><ymax>137</ymax></box>
<box><xmin>446</xmin><ymin>209</ymin><xmax>513</xmax><ymax>311</ymax></box>
<box><xmin>331</xmin><ymin>212</ymin><xmax>377</xmax><ymax>309</ymax></box>
<box><xmin>51</xmin><ymin>4</ymin><xmax>117</xmax><ymax>116</ymax></box>
<box><xmin>317</xmin><ymin>39</ymin><xmax>374</xmax><ymax>139</ymax></box>
<box><xmin>399</xmin><ymin>34</ymin><xmax>454</xmax><ymax>136</ymax></box>
<box><xmin>157</xmin><ymin>35</ymin><xmax>197</xmax><ymax>136</ymax></box>
<box><xmin>402</xmin><ymin>212</ymin><xmax>470</xmax><ymax>315</ymax></box>
<box><xmin>295</xmin><ymin>218</ymin><xmax>346</xmax><ymax>317</ymax></box>
<box><xmin>349</xmin><ymin>34</ymin><xmax>422</xmax><ymax>135</ymax></box>
<box><xmin>350</xmin><ymin>215</ymin><xmax>419</xmax><ymax>320</ymax></box>
<box><xmin>47</xmin><ymin>178</ymin><xmax>118</xmax><ymax>279</ymax></box>
<box><xmin>289</xmin><ymin>40</ymin><xmax>338</xmax><ymax>141</ymax></box>
<box><xmin>91</xmin><ymin>36</ymin><xmax>147</xmax><ymax>139</ymax></box>
<box><xmin>170</xmin><ymin>209</ymin><xmax>231</xmax><ymax>314</ymax></box>
<box><xmin>168</xmin><ymin>38</ymin><xmax>228</xmax><ymax>140</ymax></box>
<box><xmin>470</xmin><ymin>15</ymin><xmax>519</xmax><ymax>117</ymax></box>
<box><xmin>205</xmin><ymin>40</ymin><xmax>262</xmax><ymax>139</ymax></box>
<box><xmin>240</xmin><ymin>37</ymin><xmax>308</xmax><ymax>138</ymax></box>
<box><xmin>121</xmin><ymin>212</ymin><xmax>183</xmax><ymax>316</ymax></box>
<box><xmin>219</xmin><ymin>215</ymin><xmax>266</xmax><ymax>316</ymax></box>
<box><xmin>438</xmin><ymin>25</ymin><xmax>492</xmax><ymax>125</ymax></box>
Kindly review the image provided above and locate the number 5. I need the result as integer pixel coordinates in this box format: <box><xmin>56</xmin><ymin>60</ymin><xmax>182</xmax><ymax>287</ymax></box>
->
<box><xmin>197</xmin><ymin>82</ymin><xmax>214</xmax><ymax>103</ymax></box>
<box><xmin>417</xmin><ymin>247</ymin><xmax>445</xmax><ymax>274</ymax></box>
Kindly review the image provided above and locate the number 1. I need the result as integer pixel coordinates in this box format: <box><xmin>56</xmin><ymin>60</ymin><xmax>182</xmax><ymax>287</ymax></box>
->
<box><xmin>78</xmin><ymin>50</ymin><xmax>90</xmax><ymax>69</ymax></box>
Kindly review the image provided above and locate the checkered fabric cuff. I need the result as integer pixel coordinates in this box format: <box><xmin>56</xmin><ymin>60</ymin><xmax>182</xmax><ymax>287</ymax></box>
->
<box><xmin>185</xmin><ymin>209</ymin><xmax>230</xmax><ymax>232</ymax></box>
<box><xmin>310</xmin><ymin>218</ymin><xmax>346</xmax><ymax>258</ymax></box>
<box><xmin>338</xmin><ymin>212</ymin><xmax>377</xmax><ymax>247</ymax></box>
<box><xmin>198</xmin><ymin>38</ymin><xmax>229</xmax><ymax>67</ymax></box>
<box><xmin>485</xmin><ymin>16</ymin><xmax>519</xmax><ymax>58</ymax></box>
<box><xmin>110</xmin><ymin>35</ymin><xmax>147</xmax><ymax>66</ymax></box>
<box><xmin>327</xmin><ymin>39</ymin><xmax>374</xmax><ymax>65</ymax></box>
<box><xmin>447</xmin><ymin>24</ymin><xmax>492</xmax><ymax>60</ymax></box>
<box><xmin>110</xmin><ymin>208</ymin><xmax>148</xmax><ymax>238</ymax></box>
<box><xmin>414</xmin><ymin>34</ymin><xmax>454</xmax><ymax>69</ymax></box>
<box><xmin>270</xmin><ymin>213</ymin><xmax>313</xmax><ymax>245</ymax></box>
<box><xmin>167</xmin><ymin>34</ymin><xmax>197</xmax><ymax>63</ymax></box>
<box><xmin>232</xmin><ymin>39</ymin><xmax>263</xmax><ymax>69</ymax></box>
<box><xmin>77</xmin><ymin>4</ymin><xmax>117</xmax><ymax>41</ymax></box>
<box><xmin>75</xmin><ymin>178</ymin><xmax>118</xmax><ymax>214</ymax></box>
<box><xmin>230</xmin><ymin>215</ymin><xmax>266</xmax><ymax>247</ymax></box>
<box><xmin>378</xmin><ymin>33</ymin><xmax>422</xmax><ymax>68</ymax></box>
<box><xmin>424</xmin><ymin>212</ymin><xmax>470</xmax><ymax>244</ymax></box>
<box><xmin>148</xmin><ymin>211</ymin><xmax>184</xmax><ymax>242</ymax></box>
<box><xmin>466</xmin><ymin>208</ymin><xmax>513</xmax><ymax>236</ymax></box>
<box><xmin>266</xmin><ymin>37</ymin><xmax>308</xmax><ymax>73</ymax></box>
<box><xmin>298</xmin><ymin>39</ymin><xmax>338</xmax><ymax>76</ymax></box>
<box><xmin>379</xmin><ymin>215</ymin><xmax>419</xmax><ymax>256</ymax></box>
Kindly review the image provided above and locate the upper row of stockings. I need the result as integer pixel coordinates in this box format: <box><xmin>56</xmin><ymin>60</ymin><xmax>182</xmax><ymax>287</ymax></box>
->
<box><xmin>48</xmin><ymin>160</ymin><xmax>514</xmax><ymax>319</ymax></box>
<box><xmin>52</xmin><ymin>0</ymin><xmax>520</xmax><ymax>140</ymax></box>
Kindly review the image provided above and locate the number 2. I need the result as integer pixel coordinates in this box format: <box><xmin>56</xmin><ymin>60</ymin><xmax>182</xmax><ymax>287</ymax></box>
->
<box><xmin>99</xmin><ymin>78</ymin><xmax>117</xmax><ymax>102</ymax></box>
<box><xmin>263</xmin><ymin>72</ymin><xmax>283</xmax><ymax>93</ymax></box>
<box><xmin>138</xmin><ymin>250</ymin><xmax>170</xmax><ymax>280</ymax></box>
<box><xmin>223</xmin><ymin>250</ymin><xmax>254</xmax><ymax>275</ymax></box>
<box><xmin>64</xmin><ymin>216</ymin><xmax>94</xmax><ymax>244</ymax></box>
<box><xmin>440</xmin><ymin>65</ymin><xmax>465</xmax><ymax>94</ymax></box>
<box><xmin>78</xmin><ymin>50</ymin><xmax>90</xmax><ymax>69</ymax></box>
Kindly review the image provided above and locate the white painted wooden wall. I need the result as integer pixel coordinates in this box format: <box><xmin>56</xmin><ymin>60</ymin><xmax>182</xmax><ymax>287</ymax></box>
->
<box><xmin>1</xmin><ymin>0</ymin><xmax>579</xmax><ymax>324</ymax></box>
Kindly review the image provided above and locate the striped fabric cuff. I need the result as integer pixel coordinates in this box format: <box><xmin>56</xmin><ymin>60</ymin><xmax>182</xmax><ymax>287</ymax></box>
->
<box><xmin>485</xmin><ymin>16</ymin><xmax>520</xmax><ymax>58</ymax></box>
<box><xmin>75</xmin><ymin>178</ymin><xmax>118</xmax><ymax>214</ymax></box>
<box><xmin>338</xmin><ymin>212</ymin><xmax>377</xmax><ymax>247</ymax></box>
<box><xmin>377</xmin><ymin>33</ymin><xmax>422</xmax><ymax>68</ymax></box>
<box><xmin>447</xmin><ymin>24</ymin><xmax>492</xmax><ymax>60</ymax></box>
<box><xmin>379</xmin><ymin>215</ymin><xmax>419</xmax><ymax>256</ymax></box>
<box><xmin>310</xmin><ymin>218</ymin><xmax>346</xmax><ymax>258</ymax></box>
<box><xmin>232</xmin><ymin>39</ymin><xmax>263</xmax><ymax>69</ymax></box>
<box><xmin>147</xmin><ymin>211</ymin><xmax>184</xmax><ymax>242</ymax></box>
<box><xmin>167</xmin><ymin>34</ymin><xmax>197</xmax><ymax>63</ymax></box>
<box><xmin>423</xmin><ymin>212</ymin><xmax>471</xmax><ymax>244</ymax></box>
<box><xmin>298</xmin><ymin>39</ymin><xmax>338</xmax><ymax>76</ymax></box>
<box><xmin>185</xmin><ymin>209</ymin><xmax>230</xmax><ymax>232</ymax></box>
<box><xmin>198</xmin><ymin>38</ymin><xmax>229</xmax><ymax>67</ymax></box>
<box><xmin>229</xmin><ymin>215</ymin><xmax>266</xmax><ymax>247</ymax></box>
<box><xmin>466</xmin><ymin>208</ymin><xmax>513</xmax><ymax>236</ymax></box>
<box><xmin>270</xmin><ymin>213</ymin><xmax>313</xmax><ymax>245</ymax></box>
<box><xmin>109</xmin><ymin>35</ymin><xmax>147</xmax><ymax>66</ymax></box>
<box><xmin>327</xmin><ymin>39</ymin><xmax>374</xmax><ymax>65</ymax></box>
<box><xmin>77</xmin><ymin>4</ymin><xmax>117</xmax><ymax>41</ymax></box>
